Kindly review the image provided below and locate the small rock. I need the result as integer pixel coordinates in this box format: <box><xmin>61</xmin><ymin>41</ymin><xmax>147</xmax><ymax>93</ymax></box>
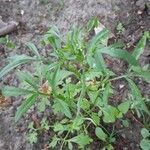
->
<box><xmin>119</xmin><ymin>84</ymin><xmax>125</xmax><ymax>89</ymax></box>
<box><xmin>136</xmin><ymin>0</ymin><xmax>146</xmax><ymax>10</ymax></box>
<box><xmin>137</xmin><ymin>10</ymin><xmax>143</xmax><ymax>14</ymax></box>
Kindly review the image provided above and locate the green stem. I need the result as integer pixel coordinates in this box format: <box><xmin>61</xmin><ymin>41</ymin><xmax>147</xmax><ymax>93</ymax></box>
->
<box><xmin>109</xmin><ymin>74</ymin><xmax>132</xmax><ymax>81</ymax></box>
<box><xmin>60</xmin><ymin>131</ymin><xmax>70</xmax><ymax>150</ymax></box>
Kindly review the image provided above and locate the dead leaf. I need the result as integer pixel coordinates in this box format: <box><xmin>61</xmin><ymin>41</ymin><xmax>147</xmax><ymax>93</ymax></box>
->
<box><xmin>39</xmin><ymin>80</ymin><xmax>52</xmax><ymax>95</ymax></box>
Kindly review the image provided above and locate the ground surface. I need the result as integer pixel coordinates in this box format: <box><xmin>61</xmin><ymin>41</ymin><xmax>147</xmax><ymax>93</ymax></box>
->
<box><xmin>0</xmin><ymin>0</ymin><xmax>150</xmax><ymax>150</ymax></box>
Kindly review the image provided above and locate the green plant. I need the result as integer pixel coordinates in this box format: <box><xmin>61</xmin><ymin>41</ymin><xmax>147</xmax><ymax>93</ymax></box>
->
<box><xmin>0</xmin><ymin>35</ymin><xmax>15</xmax><ymax>50</ymax></box>
<box><xmin>140</xmin><ymin>128</ymin><xmax>150</xmax><ymax>150</ymax></box>
<box><xmin>0</xmin><ymin>20</ymin><xmax>150</xmax><ymax>149</ymax></box>
<box><xmin>116</xmin><ymin>22</ymin><xmax>125</xmax><ymax>33</ymax></box>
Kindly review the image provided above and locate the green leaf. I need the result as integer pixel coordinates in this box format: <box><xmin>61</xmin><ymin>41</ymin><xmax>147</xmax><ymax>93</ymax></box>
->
<box><xmin>118</xmin><ymin>100</ymin><xmax>130</xmax><ymax>114</ymax></box>
<box><xmin>15</xmin><ymin>94</ymin><xmax>38</xmax><ymax>122</ymax></box>
<box><xmin>95</xmin><ymin>127</ymin><xmax>108</xmax><ymax>141</ymax></box>
<box><xmin>94</xmin><ymin>50</ymin><xmax>107</xmax><ymax>75</ymax></box>
<box><xmin>99</xmin><ymin>46</ymin><xmax>138</xmax><ymax>66</ymax></box>
<box><xmin>126</xmin><ymin>78</ymin><xmax>150</xmax><ymax>116</ymax></box>
<box><xmin>70</xmin><ymin>134</ymin><xmax>93</xmax><ymax>148</ymax></box>
<box><xmin>102</xmin><ymin>82</ymin><xmax>111</xmax><ymax>106</ymax></box>
<box><xmin>6</xmin><ymin>41</ymin><xmax>15</xmax><ymax>49</ymax></box>
<box><xmin>103</xmin><ymin>105</ymin><xmax>119</xmax><ymax>123</ymax></box>
<box><xmin>27</xmin><ymin>132</ymin><xmax>38</xmax><ymax>144</ymax></box>
<box><xmin>140</xmin><ymin>139</ymin><xmax>150</xmax><ymax>150</ymax></box>
<box><xmin>141</xmin><ymin>128</ymin><xmax>150</xmax><ymax>138</ymax></box>
<box><xmin>25</xmin><ymin>42</ymin><xmax>40</xmax><ymax>58</ymax></box>
<box><xmin>68</xmin><ymin>142</ymin><xmax>73</xmax><ymax>150</ymax></box>
<box><xmin>91</xmin><ymin>112</ymin><xmax>100</xmax><ymax>126</ymax></box>
<box><xmin>80</xmin><ymin>98</ymin><xmax>90</xmax><ymax>110</ymax></box>
<box><xmin>37</xmin><ymin>98</ymin><xmax>50</xmax><ymax>112</ymax></box>
<box><xmin>55</xmin><ymin>70</ymin><xmax>74</xmax><ymax>85</ymax></box>
<box><xmin>53</xmin><ymin>99</ymin><xmax>72</xmax><ymax>118</ymax></box>
<box><xmin>0</xmin><ymin>55</ymin><xmax>36</xmax><ymax>79</ymax></box>
<box><xmin>2</xmin><ymin>86</ymin><xmax>36</xmax><ymax>96</ymax></box>
<box><xmin>17</xmin><ymin>71</ymin><xmax>38</xmax><ymax>89</ymax></box>
<box><xmin>53</xmin><ymin>123</ymin><xmax>66</xmax><ymax>132</ymax></box>
<box><xmin>131</xmin><ymin>66</ymin><xmax>150</xmax><ymax>83</ymax></box>
<box><xmin>88</xmin><ymin>29</ymin><xmax>110</xmax><ymax>52</ymax></box>
<box><xmin>49</xmin><ymin>135</ymin><xmax>59</xmax><ymax>148</ymax></box>
<box><xmin>132</xmin><ymin>31</ymin><xmax>149</xmax><ymax>60</ymax></box>
<box><xmin>71</xmin><ymin>116</ymin><xmax>84</xmax><ymax>131</ymax></box>
<box><xmin>86</xmin><ymin>17</ymin><xmax>99</xmax><ymax>32</ymax></box>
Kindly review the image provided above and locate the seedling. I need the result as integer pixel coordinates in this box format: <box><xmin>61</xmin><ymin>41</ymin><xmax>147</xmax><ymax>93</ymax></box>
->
<box><xmin>116</xmin><ymin>22</ymin><xmax>125</xmax><ymax>33</ymax></box>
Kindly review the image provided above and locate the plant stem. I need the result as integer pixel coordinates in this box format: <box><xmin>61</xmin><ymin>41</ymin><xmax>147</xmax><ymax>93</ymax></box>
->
<box><xmin>109</xmin><ymin>74</ymin><xmax>132</xmax><ymax>81</ymax></box>
<box><xmin>60</xmin><ymin>131</ymin><xmax>70</xmax><ymax>150</ymax></box>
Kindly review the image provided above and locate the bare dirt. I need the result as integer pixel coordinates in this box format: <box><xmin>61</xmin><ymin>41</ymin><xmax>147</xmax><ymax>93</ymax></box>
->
<box><xmin>0</xmin><ymin>0</ymin><xmax>150</xmax><ymax>150</ymax></box>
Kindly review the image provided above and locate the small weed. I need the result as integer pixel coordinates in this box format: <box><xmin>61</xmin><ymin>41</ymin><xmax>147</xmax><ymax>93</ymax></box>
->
<box><xmin>140</xmin><ymin>128</ymin><xmax>150</xmax><ymax>150</ymax></box>
<box><xmin>0</xmin><ymin>35</ymin><xmax>15</xmax><ymax>51</ymax></box>
<box><xmin>116</xmin><ymin>22</ymin><xmax>125</xmax><ymax>33</ymax></box>
<box><xmin>0</xmin><ymin>19</ymin><xmax>150</xmax><ymax>149</ymax></box>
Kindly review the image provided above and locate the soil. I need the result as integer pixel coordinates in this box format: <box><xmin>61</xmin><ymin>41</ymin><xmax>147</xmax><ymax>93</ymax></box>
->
<box><xmin>0</xmin><ymin>0</ymin><xmax>150</xmax><ymax>150</ymax></box>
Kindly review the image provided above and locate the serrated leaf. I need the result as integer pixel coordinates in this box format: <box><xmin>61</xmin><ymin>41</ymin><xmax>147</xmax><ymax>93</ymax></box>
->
<box><xmin>86</xmin><ymin>17</ymin><xmax>99</xmax><ymax>32</ymax></box>
<box><xmin>99</xmin><ymin>46</ymin><xmax>138</xmax><ymax>66</ymax></box>
<box><xmin>126</xmin><ymin>78</ymin><xmax>150</xmax><ymax>116</ymax></box>
<box><xmin>88</xmin><ymin>29</ymin><xmax>110</xmax><ymax>52</ymax></box>
<box><xmin>132</xmin><ymin>31</ymin><xmax>149</xmax><ymax>60</ymax></box>
<box><xmin>94</xmin><ymin>50</ymin><xmax>107</xmax><ymax>75</ymax></box>
<box><xmin>37</xmin><ymin>98</ymin><xmax>50</xmax><ymax>112</ymax></box>
<box><xmin>55</xmin><ymin>70</ymin><xmax>74</xmax><ymax>85</ymax></box>
<box><xmin>70</xmin><ymin>134</ymin><xmax>93</xmax><ymax>148</ymax></box>
<box><xmin>141</xmin><ymin>128</ymin><xmax>150</xmax><ymax>138</ymax></box>
<box><xmin>27</xmin><ymin>132</ymin><xmax>38</xmax><ymax>144</ymax></box>
<box><xmin>118</xmin><ymin>100</ymin><xmax>130</xmax><ymax>114</ymax></box>
<box><xmin>15</xmin><ymin>94</ymin><xmax>38</xmax><ymax>122</ymax></box>
<box><xmin>131</xmin><ymin>66</ymin><xmax>150</xmax><ymax>83</ymax></box>
<box><xmin>95</xmin><ymin>127</ymin><xmax>107</xmax><ymax>141</ymax></box>
<box><xmin>0</xmin><ymin>55</ymin><xmax>36</xmax><ymax>79</ymax></box>
<box><xmin>2</xmin><ymin>86</ymin><xmax>36</xmax><ymax>96</ymax></box>
<box><xmin>71</xmin><ymin>116</ymin><xmax>84</xmax><ymax>131</ymax></box>
<box><xmin>53</xmin><ymin>123</ymin><xmax>66</xmax><ymax>132</ymax></box>
<box><xmin>53</xmin><ymin>99</ymin><xmax>72</xmax><ymax>118</ymax></box>
<box><xmin>17</xmin><ymin>71</ymin><xmax>38</xmax><ymax>89</ymax></box>
<box><xmin>49</xmin><ymin>135</ymin><xmax>59</xmax><ymax>148</ymax></box>
<box><xmin>102</xmin><ymin>82</ymin><xmax>111</xmax><ymax>106</ymax></box>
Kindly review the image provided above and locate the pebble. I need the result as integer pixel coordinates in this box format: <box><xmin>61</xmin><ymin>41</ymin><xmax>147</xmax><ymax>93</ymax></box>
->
<box><xmin>136</xmin><ymin>0</ymin><xmax>146</xmax><ymax>10</ymax></box>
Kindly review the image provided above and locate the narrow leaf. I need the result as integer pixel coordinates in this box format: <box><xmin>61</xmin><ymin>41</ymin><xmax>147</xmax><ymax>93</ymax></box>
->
<box><xmin>0</xmin><ymin>55</ymin><xmax>36</xmax><ymax>79</ymax></box>
<box><xmin>15</xmin><ymin>94</ymin><xmax>38</xmax><ymax>122</ymax></box>
<box><xmin>99</xmin><ymin>46</ymin><xmax>138</xmax><ymax>66</ymax></box>
<box><xmin>131</xmin><ymin>66</ymin><xmax>150</xmax><ymax>83</ymax></box>
<box><xmin>132</xmin><ymin>31</ymin><xmax>149</xmax><ymax>60</ymax></box>
<box><xmin>26</xmin><ymin>42</ymin><xmax>40</xmax><ymax>58</ymax></box>
<box><xmin>2</xmin><ymin>86</ymin><xmax>36</xmax><ymax>96</ymax></box>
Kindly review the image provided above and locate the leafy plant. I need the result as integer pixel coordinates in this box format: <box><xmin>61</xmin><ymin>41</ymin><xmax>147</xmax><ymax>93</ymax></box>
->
<box><xmin>1</xmin><ymin>20</ymin><xmax>150</xmax><ymax>149</ymax></box>
<box><xmin>140</xmin><ymin>128</ymin><xmax>150</xmax><ymax>150</ymax></box>
<box><xmin>0</xmin><ymin>35</ymin><xmax>15</xmax><ymax>50</ymax></box>
<box><xmin>116</xmin><ymin>22</ymin><xmax>125</xmax><ymax>33</ymax></box>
